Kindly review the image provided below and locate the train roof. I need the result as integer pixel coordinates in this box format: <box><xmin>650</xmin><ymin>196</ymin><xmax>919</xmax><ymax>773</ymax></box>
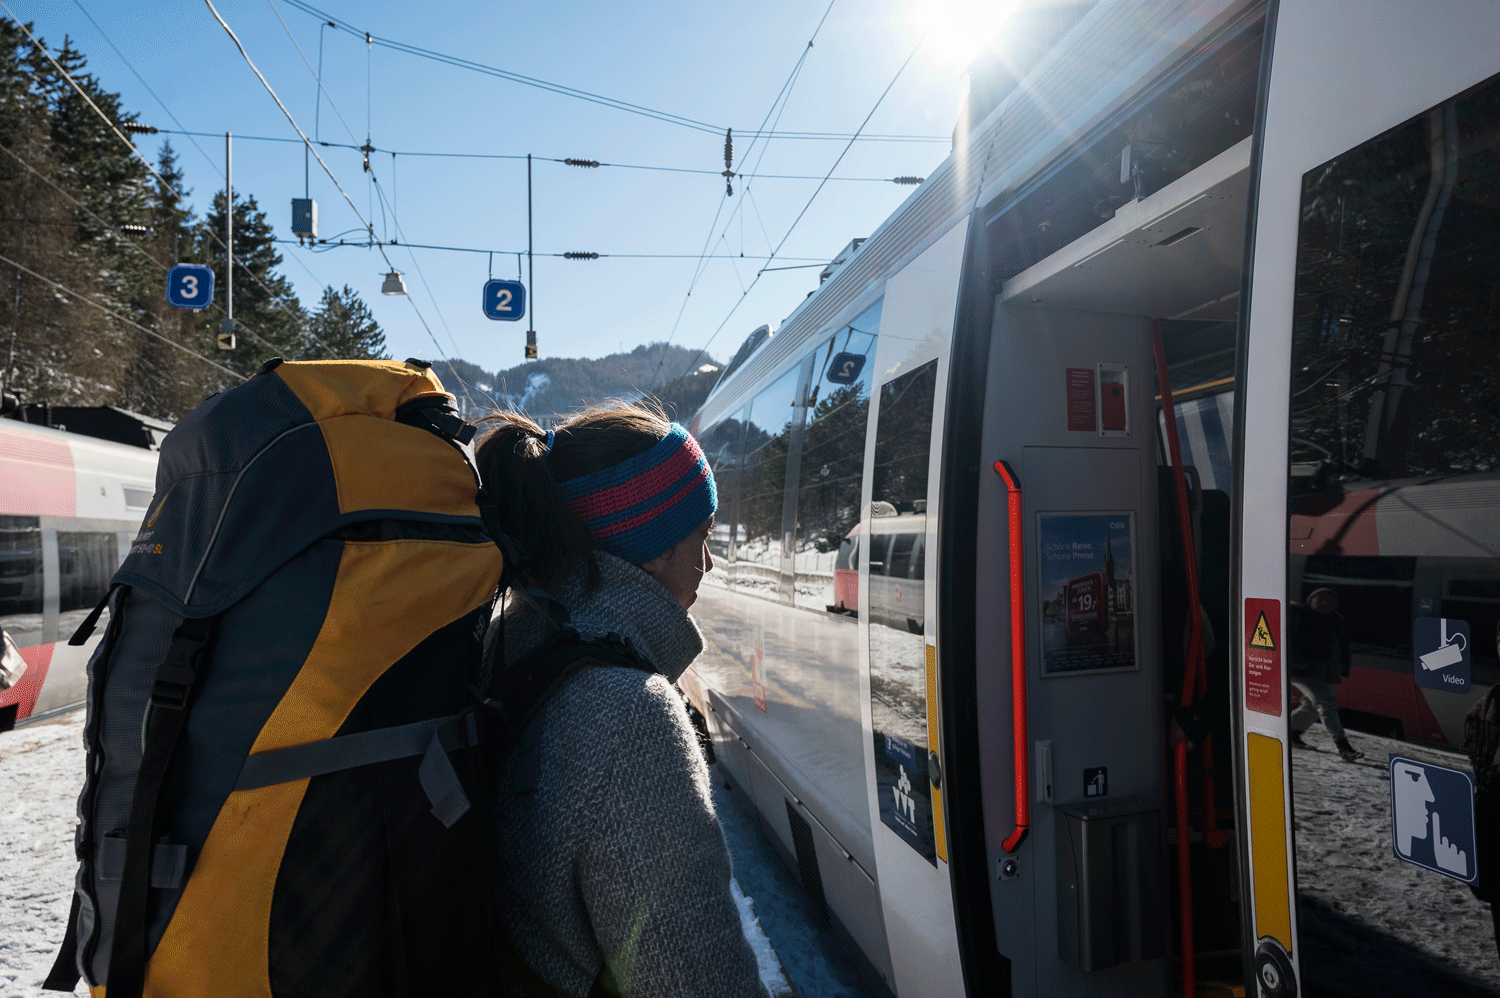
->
<box><xmin>6</xmin><ymin>405</ymin><xmax>174</xmax><ymax>451</ymax></box>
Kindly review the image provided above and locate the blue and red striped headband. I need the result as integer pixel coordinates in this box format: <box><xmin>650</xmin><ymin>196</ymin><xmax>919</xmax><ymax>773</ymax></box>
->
<box><xmin>556</xmin><ymin>423</ymin><xmax>718</xmax><ymax>566</ymax></box>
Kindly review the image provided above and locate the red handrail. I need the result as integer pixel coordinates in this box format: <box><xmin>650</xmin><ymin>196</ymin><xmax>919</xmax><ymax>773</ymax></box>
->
<box><xmin>994</xmin><ymin>460</ymin><xmax>1029</xmax><ymax>853</ymax></box>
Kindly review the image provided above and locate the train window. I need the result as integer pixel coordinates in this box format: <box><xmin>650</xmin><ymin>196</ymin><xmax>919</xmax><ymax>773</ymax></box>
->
<box><xmin>699</xmin><ymin>415</ymin><xmax>748</xmax><ymax>588</ymax></box>
<box><xmin>1286</xmin><ymin>71</ymin><xmax>1500</xmax><ymax>992</ymax></box>
<box><xmin>793</xmin><ymin>302</ymin><xmax>880</xmax><ymax>611</ymax></box>
<box><xmin>888</xmin><ymin>533</ymin><xmax>916</xmax><ymax>580</ymax></box>
<box><xmin>737</xmin><ymin>366</ymin><xmax>805</xmax><ymax>599</ymax></box>
<box><xmin>0</xmin><ymin>515</ymin><xmax>43</xmax><ymax>648</ymax></box>
<box><xmin>866</xmin><ymin>533</ymin><xmax>892</xmax><ymax>576</ymax></box>
<box><xmin>58</xmin><ymin>532</ymin><xmax>118</xmax><ymax>615</ymax></box>
<box><xmin>868</xmin><ymin>358</ymin><xmax>939</xmax><ymax>864</ymax></box>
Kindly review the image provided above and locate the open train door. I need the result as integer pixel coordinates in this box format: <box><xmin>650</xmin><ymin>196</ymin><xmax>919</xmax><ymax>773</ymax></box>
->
<box><xmin>1237</xmin><ymin>2</ymin><xmax>1500</xmax><ymax>996</ymax></box>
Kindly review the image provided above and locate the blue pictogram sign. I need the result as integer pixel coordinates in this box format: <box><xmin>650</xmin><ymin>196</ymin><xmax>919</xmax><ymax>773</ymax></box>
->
<box><xmin>482</xmin><ymin>279</ymin><xmax>526</xmax><ymax>321</ymax></box>
<box><xmin>1390</xmin><ymin>754</ymin><xmax>1477</xmax><ymax>883</ymax></box>
<box><xmin>1414</xmin><ymin>617</ymin><xmax>1471</xmax><ymax>693</ymax></box>
<box><xmin>826</xmin><ymin>352</ymin><xmax>866</xmax><ymax>385</ymax></box>
<box><xmin>166</xmin><ymin>264</ymin><xmax>214</xmax><ymax>310</ymax></box>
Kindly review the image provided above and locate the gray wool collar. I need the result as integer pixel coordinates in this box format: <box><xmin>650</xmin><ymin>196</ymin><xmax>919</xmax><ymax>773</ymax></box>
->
<box><xmin>491</xmin><ymin>551</ymin><xmax>704</xmax><ymax>682</ymax></box>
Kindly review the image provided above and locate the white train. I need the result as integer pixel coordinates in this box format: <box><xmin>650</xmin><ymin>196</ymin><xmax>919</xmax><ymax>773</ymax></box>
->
<box><xmin>0</xmin><ymin>409</ymin><xmax>160</xmax><ymax>730</ymax></box>
<box><xmin>679</xmin><ymin>3</ymin><xmax>1500</xmax><ymax>996</ymax></box>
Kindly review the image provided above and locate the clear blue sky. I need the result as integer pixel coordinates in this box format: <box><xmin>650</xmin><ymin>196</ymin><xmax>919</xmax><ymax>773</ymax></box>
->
<box><xmin>13</xmin><ymin>0</ymin><xmax>1004</xmax><ymax>383</ymax></box>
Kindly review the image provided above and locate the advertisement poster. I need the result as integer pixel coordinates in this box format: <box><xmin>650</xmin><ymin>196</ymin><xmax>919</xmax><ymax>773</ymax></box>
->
<box><xmin>1039</xmin><ymin>513</ymin><xmax>1137</xmax><ymax>675</ymax></box>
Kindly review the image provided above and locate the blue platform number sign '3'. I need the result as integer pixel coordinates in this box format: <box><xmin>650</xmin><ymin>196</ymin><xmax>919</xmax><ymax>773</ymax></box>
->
<box><xmin>826</xmin><ymin>352</ymin><xmax>866</xmax><ymax>385</ymax></box>
<box><xmin>166</xmin><ymin>263</ymin><xmax>214</xmax><ymax>311</ymax></box>
<box><xmin>482</xmin><ymin>279</ymin><xmax>526</xmax><ymax>322</ymax></box>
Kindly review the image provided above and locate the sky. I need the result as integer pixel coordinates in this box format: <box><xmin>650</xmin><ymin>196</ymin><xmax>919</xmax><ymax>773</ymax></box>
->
<box><xmin>9</xmin><ymin>0</ymin><xmax>1008</xmax><ymax>384</ymax></box>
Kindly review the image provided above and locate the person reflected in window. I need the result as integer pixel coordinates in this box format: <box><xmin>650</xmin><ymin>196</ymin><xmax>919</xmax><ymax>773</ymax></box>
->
<box><xmin>1288</xmin><ymin>587</ymin><xmax>1362</xmax><ymax>762</ymax></box>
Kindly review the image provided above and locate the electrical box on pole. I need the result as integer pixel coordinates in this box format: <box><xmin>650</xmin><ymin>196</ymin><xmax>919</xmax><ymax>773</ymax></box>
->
<box><xmin>291</xmin><ymin>198</ymin><xmax>318</xmax><ymax>240</ymax></box>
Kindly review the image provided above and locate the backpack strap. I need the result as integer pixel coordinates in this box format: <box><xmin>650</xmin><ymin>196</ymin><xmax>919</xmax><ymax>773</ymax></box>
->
<box><xmin>106</xmin><ymin>612</ymin><xmax>217</xmax><ymax>998</ymax></box>
<box><xmin>41</xmin><ymin>892</ymin><xmax>81</xmax><ymax>991</ymax></box>
<box><xmin>234</xmin><ymin>710</ymin><xmax>486</xmax><ymax>828</ymax></box>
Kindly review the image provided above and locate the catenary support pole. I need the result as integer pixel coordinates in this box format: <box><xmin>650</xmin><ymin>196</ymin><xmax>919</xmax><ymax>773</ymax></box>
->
<box><xmin>225</xmin><ymin>132</ymin><xmax>233</xmax><ymax>342</ymax></box>
<box><xmin>527</xmin><ymin>153</ymin><xmax>535</xmax><ymax>358</ymax></box>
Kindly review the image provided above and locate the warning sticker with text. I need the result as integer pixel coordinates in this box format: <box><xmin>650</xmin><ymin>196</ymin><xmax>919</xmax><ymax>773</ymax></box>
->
<box><xmin>1244</xmin><ymin>598</ymin><xmax>1282</xmax><ymax>716</ymax></box>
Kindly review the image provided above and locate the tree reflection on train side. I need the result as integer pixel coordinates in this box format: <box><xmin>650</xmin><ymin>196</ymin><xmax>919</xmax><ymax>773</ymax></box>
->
<box><xmin>794</xmin><ymin>302</ymin><xmax>879</xmax><ymax>613</ymax></box>
<box><xmin>699</xmin><ymin>415</ymin><xmax>748</xmax><ymax>587</ymax></box>
<box><xmin>868</xmin><ymin>359</ymin><xmax>938</xmax><ymax>864</ymax></box>
<box><xmin>1287</xmin><ymin>70</ymin><xmax>1500</xmax><ymax>995</ymax></box>
<box><xmin>737</xmin><ymin>367</ymin><xmax>805</xmax><ymax>601</ymax></box>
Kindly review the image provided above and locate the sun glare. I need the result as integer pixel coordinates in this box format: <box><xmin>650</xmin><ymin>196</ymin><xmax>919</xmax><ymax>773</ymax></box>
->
<box><xmin>915</xmin><ymin>0</ymin><xmax>1021</xmax><ymax>70</ymax></box>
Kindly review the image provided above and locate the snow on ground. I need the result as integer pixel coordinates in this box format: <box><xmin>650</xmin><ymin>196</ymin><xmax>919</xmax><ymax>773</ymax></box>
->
<box><xmin>1291</xmin><ymin>725</ymin><xmax>1500</xmax><ymax>997</ymax></box>
<box><xmin>711</xmin><ymin>764</ymin><xmax>874</xmax><ymax>998</ymax></box>
<box><xmin>0</xmin><ymin>710</ymin><xmax>89</xmax><ymax>997</ymax></box>
<box><xmin>0</xmin><ymin>709</ymin><xmax>847</xmax><ymax>998</ymax></box>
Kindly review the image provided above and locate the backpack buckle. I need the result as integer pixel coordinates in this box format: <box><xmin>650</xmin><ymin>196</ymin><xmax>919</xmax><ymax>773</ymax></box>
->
<box><xmin>149</xmin><ymin>627</ymin><xmax>212</xmax><ymax>711</ymax></box>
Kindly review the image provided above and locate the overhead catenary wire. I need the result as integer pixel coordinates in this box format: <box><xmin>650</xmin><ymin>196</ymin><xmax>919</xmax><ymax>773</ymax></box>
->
<box><xmin>0</xmin><ymin>5</ymin><xmax>331</xmax><ymax>355</ymax></box>
<box><xmin>281</xmin><ymin>0</ymin><xmax>947</xmax><ymax>144</ymax></box>
<box><xmin>151</xmin><ymin>130</ymin><xmax>917</xmax><ymax>182</ymax></box>
<box><xmin>0</xmin><ymin>252</ymin><xmax>245</xmax><ymax>380</ymax></box>
<box><xmin>67</xmin><ymin>0</ymin><xmax>224</xmax><ymax>181</ymax></box>
<box><xmin>662</xmin><ymin>28</ymin><xmax>931</xmax><ymax>392</ymax></box>
<box><xmin>648</xmin><ymin>0</ymin><xmax>831</xmax><ymax>391</ymax></box>
<box><xmin>0</xmin><ymin>141</ymin><xmax>312</xmax><ymax>359</ymax></box>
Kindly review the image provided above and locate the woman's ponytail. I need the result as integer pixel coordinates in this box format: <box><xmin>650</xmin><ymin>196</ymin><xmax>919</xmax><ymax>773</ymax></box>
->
<box><xmin>475</xmin><ymin>410</ymin><xmax>599</xmax><ymax>590</ymax></box>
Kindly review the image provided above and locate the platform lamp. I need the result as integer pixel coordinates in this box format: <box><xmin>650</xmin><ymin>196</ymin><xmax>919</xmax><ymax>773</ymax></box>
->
<box><xmin>381</xmin><ymin>269</ymin><xmax>407</xmax><ymax>295</ymax></box>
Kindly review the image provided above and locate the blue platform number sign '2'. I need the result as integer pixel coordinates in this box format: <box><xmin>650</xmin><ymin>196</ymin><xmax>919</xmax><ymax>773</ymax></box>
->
<box><xmin>166</xmin><ymin>263</ymin><xmax>214</xmax><ymax>311</ymax></box>
<box><xmin>482</xmin><ymin>279</ymin><xmax>526</xmax><ymax>322</ymax></box>
<box><xmin>826</xmin><ymin>352</ymin><xmax>866</xmax><ymax>385</ymax></box>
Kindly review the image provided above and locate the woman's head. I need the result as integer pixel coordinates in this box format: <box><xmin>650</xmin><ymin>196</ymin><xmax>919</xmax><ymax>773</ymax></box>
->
<box><xmin>475</xmin><ymin>401</ymin><xmax>717</xmax><ymax>604</ymax></box>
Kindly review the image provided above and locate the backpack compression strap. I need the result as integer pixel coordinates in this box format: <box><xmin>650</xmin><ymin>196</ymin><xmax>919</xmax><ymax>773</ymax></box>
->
<box><xmin>106</xmin><ymin>613</ymin><xmax>217</xmax><ymax>998</ymax></box>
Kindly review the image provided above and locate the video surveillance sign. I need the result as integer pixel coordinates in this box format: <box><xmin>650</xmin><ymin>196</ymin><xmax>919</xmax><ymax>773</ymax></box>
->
<box><xmin>1414</xmin><ymin>617</ymin><xmax>1470</xmax><ymax>693</ymax></box>
<box><xmin>1389</xmin><ymin>754</ymin><xmax>1477</xmax><ymax>884</ymax></box>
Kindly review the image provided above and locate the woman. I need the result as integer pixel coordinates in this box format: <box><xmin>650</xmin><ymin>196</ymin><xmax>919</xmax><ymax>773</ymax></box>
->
<box><xmin>475</xmin><ymin>402</ymin><xmax>766</xmax><ymax>998</ymax></box>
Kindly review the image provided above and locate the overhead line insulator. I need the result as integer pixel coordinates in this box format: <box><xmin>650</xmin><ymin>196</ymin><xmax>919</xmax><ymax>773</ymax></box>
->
<box><xmin>562</xmin><ymin>251</ymin><xmax>600</xmax><ymax>260</ymax></box>
<box><xmin>723</xmin><ymin>127</ymin><xmax>734</xmax><ymax>196</ymax></box>
<box><xmin>564</xmin><ymin>158</ymin><xmax>601</xmax><ymax>168</ymax></box>
<box><xmin>121</xmin><ymin>122</ymin><xmax>158</xmax><ymax>136</ymax></box>
<box><xmin>892</xmin><ymin>176</ymin><xmax>924</xmax><ymax>185</ymax></box>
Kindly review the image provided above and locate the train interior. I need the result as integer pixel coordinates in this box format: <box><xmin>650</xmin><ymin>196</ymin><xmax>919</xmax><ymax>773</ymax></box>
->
<box><xmin>976</xmin><ymin>17</ymin><xmax>1258</xmax><ymax>995</ymax></box>
<box><xmin>978</xmin><ymin>8</ymin><xmax>1500</xmax><ymax>994</ymax></box>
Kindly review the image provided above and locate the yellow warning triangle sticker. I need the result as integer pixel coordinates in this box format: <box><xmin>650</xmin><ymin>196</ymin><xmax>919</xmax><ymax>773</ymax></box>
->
<box><xmin>1250</xmin><ymin>611</ymin><xmax>1276</xmax><ymax>650</ymax></box>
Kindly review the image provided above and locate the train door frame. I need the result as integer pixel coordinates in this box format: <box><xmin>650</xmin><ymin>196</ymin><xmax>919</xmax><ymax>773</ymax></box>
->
<box><xmin>1233</xmin><ymin>1</ymin><xmax>1500</xmax><ymax>994</ymax></box>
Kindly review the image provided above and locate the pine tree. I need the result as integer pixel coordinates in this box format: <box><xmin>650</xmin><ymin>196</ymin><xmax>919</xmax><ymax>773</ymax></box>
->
<box><xmin>303</xmin><ymin>284</ymin><xmax>386</xmax><ymax>360</ymax></box>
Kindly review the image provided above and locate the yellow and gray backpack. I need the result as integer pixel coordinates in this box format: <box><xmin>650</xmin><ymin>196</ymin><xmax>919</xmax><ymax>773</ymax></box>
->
<box><xmin>45</xmin><ymin>359</ymin><xmax>517</xmax><ymax>998</ymax></box>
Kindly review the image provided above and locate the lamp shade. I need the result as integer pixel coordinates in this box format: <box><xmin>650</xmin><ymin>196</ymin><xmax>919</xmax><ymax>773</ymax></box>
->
<box><xmin>381</xmin><ymin>269</ymin><xmax>407</xmax><ymax>295</ymax></box>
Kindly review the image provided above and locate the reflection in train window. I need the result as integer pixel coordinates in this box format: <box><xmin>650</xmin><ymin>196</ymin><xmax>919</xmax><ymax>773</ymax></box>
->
<box><xmin>738</xmin><ymin>366</ymin><xmax>805</xmax><ymax>600</ymax></box>
<box><xmin>698</xmin><ymin>415</ymin><xmax>748</xmax><ymax>587</ymax></box>
<box><xmin>1287</xmin><ymin>70</ymin><xmax>1500</xmax><ymax>994</ymax></box>
<box><xmin>794</xmin><ymin>301</ymin><xmax>880</xmax><ymax>612</ymax></box>
<box><xmin>0</xmin><ymin>515</ymin><xmax>42</xmax><ymax>647</ymax></box>
<box><xmin>58</xmin><ymin>532</ymin><xmax>118</xmax><ymax>613</ymax></box>
<box><xmin>868</xmin><ymin>358</ymin><xmax>938</xmax><ymax>864</ymax></box>
<box><xmin>1299</xmin><ymin>555</ymin><xmax>1416</xmax><ymax>662</ymax></box>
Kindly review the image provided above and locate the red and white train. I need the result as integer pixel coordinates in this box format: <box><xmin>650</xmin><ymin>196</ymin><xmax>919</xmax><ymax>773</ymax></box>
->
<box><xmin>0</xmin><ymin>409</ymin><xmax>161</xmax><ymax>730</ymax></box>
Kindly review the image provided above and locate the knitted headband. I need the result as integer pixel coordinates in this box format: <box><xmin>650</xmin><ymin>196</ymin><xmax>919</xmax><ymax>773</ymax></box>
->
<box><xmin>556</xmin><ymin>423</ymin><xmax>718</xmax><ymax>566</ymax></box>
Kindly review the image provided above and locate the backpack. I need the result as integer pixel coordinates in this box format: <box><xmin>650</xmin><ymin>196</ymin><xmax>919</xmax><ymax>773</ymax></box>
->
<box><xmin>44</xmin><ymin>358</ymin><xmax>526</xmax><ymax>998</ymax></box>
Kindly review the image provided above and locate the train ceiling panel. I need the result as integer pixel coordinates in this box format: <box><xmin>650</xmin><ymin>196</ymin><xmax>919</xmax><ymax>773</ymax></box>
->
<box><xmin>999</xmin><ymin>136</ymin><xmax>1249</xmax><ymax>322</ymax></box>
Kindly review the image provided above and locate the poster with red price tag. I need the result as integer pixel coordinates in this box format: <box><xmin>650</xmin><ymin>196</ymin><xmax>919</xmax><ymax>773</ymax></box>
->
<box><xmin>1244</xmin><ymin>597</ymin><xmax>1282</xmax><ymax>716</ymax></box>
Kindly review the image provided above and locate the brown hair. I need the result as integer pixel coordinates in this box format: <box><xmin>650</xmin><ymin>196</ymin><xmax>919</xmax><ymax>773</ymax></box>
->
<box><xmin>475</xmin><ymin>399</ymin><xmax>673</xmax><ymax>590</ymax></box>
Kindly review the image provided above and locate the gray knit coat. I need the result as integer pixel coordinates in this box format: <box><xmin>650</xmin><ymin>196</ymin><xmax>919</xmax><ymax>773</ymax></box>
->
<box><xmin>485</xmin><ymin>552</ymin><xmax>768</xmax><ymax>998</ymax></box>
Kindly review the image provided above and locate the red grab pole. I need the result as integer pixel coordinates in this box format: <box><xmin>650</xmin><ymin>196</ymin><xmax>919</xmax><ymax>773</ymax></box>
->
<box><xmin>994</xmin><ymin>460</ymin><xmax>1029</xmax><ymax>853</ymax></box>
